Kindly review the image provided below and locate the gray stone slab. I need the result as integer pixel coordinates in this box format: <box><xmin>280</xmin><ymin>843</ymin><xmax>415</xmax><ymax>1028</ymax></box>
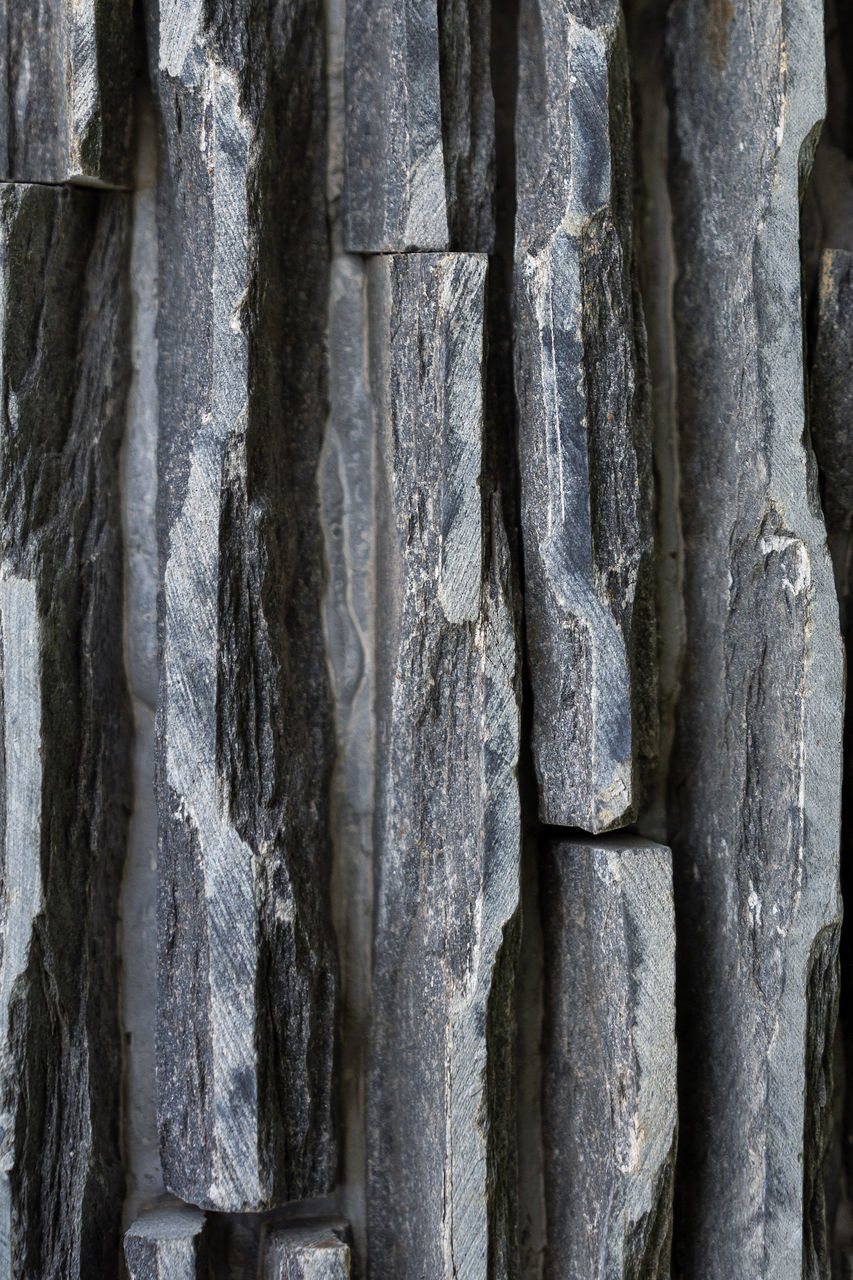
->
<box><xmin>154</xmin><ymin>0</ymin><xmax>338</xmax><ymax>1213</ymax></box>
<box><xmin>263</xmin><ymin>1222</ymin><xmax>351</xmax><ymax>1279</ymax></box>
<box><xmin>665</xmin><ymin>0</ymin><xmax>843</xmax><ymax>1273</ymax></box>
<box><xmin>343</xmin><ymin>0</ymin><xmax>494</xmax><ymax>251</ymax></box>
<box><xmin>513</xmin><ymin>0</ymin><xmax>656</xmax><ymax>832</ymax></box>
<box><xmin>124</xmin><ymin>1206</ymin><xmax>207</xmax><ymax>1280</ymax></box>
<box><xmin>0</xmin><ymin>183</ymin><xmax>131</xmax><ymax>1277</ymax></box>
<box><xmin>541</xmin><ymin>837</ymin><xmax>676</xmax><ymax>1280</ymax></box>
<box><xmin>365</xmin><ymin>252</ymin><xmax>521</xmax><ymax>1280</ymax></box>
<box><xmin>0</xmin><ymin>0</ymin><xmax>133</xmax><ymax>185</ymax></box>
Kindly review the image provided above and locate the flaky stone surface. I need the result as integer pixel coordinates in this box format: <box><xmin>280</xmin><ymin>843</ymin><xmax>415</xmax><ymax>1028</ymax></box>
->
<box><xmin>513</xmin><ymin>0</ymin><xmax>656</xmax><ymax>832</ymax></box>
<box><xmin>365</xmin><ymin>253</ymin><xmax>521</xmax><ymax>1280</ymax></box>
<box><xmin>541</xmin><ymin>838</ymin><xmax>676</xmax><ymax>1280</ymax></box>
<box><xmin>154</xmin><ymin>0</ymin><xmax>338</xmax><ymax>1213</ymax></box>
<box><xmin>263</xmin><ymin>1222</ymin><xmax>351</xmax><ymax>1279</ymax></box>
<box><xmin>124</xmin><ymin>1206</ymin><xmax>207</xmax><ymax>1280</ymax></box>
<box><xmin>665</xmin><ymin>0</ymin><xmax>843</xmax><ymax>1273</ymax></box>
<box><xmin>343</xmin><ymin>0</ymin><xmax>494</xmax><ymax>250</ymax></box>
<box><xmin>0</xmin><ymin>0</ymin><xmax>133</xmax><ymax>185</ymax></box>
<box><xmin>0</xmin><ymin>184</ymin><xmax>131</xmax><ymax>1278</ymax></box>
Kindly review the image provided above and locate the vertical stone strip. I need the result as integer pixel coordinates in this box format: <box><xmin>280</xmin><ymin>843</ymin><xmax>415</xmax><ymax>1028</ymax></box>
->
<box><xmin>155</xmin><ymin>0</ymin><xmax>337</xmax><ymax>1213</ymax></box>
<box><xmin>541</xmin><ymin>838</ymin><xmax>676</xmax><ymax>1279</ymax></box>
<box><xmin>343</xmin><ymin>0</ymin><xmax>494</xmax><ymax>251</ymax></box>
<box><xmin>263</xmin><ymin>1222</ymin><xmax>351</xmax><ymax>1279</ymax></box>
<box><xmin>366</xmin><ymin>252</ymin><xmax>521</xmax><ymax>1280</ymax></box>
<box><xmin>0</xmin><ymin>0</ymin><xmax>133</xmax><ymax>185</ymax></box>
<box><xmin>665</xmin><ymin>0</ymin><xmax>843</xmax><ymax>1272</ymax></box>
<box><xmin>124</xmin><ymin>1206</ymin><xmax>208</xmax><ymax>1280</ymax></box>
<box><xmin>0</xmin><ymin>183</ymin><xmax>131</xmax><ymax>1278</ymax></box>
<box><xmin>513</xmin><ymin>0</ymin><xmax>656</xmax><ymax>832</ymax></box>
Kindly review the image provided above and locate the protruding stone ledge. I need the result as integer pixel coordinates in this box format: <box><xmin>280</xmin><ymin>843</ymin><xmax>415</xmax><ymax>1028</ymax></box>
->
<box><xmin>124</xmin><ymin>1206</ymin><xmax>208</xmax><ymax>1279</ymax></box>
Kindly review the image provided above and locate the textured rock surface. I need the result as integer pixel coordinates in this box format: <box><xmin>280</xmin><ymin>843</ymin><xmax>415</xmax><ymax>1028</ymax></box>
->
<box><xmin>513</xmin><ymin>0</ymin><xmax>656</xmax><ymax>832</ymax></box>
<box><xmin>0</xmin><ymin>184</ymin><xmax>131</xmax><ymax>1277</ymax></box>
<box><xmin>365</xmin><ymin>252</ymin><xmax>521</xmax><ymax>1280</ymax></box>
<box><xmin>343</xmin><ymin>0</ymin><xmax>494</xmax><ymax>251</ymax></box>
<box><xmin>0</xmin><ymin>0</ymin><xmax>133</xmax><ymax>185</ymax></box>
<box><xmin>319</xmin><ymin>254</ymin><xmax>374</xmax><ymax>1252</ymax></box>
<box><xmin>124</xmin><ymin>1206</ymin><xmax>207</xmax><ymax>1279</ymax></box>
<box><xmin>154</xmin><ymin>0</ymin><xmax>338</xmax><ymax>1213</ymax></box>
<box><xmin>541</xmin><ymin>838</ymin><xmax>676</xmax><ymax>1280</ymax></box>
<box><xmin>263</xmin><ymin>1222</ymin><xmax>351</xmax><ymax>1279</ymax></box>
<box><xmin>665</xmin><ymin>0</ymin><xmax>843</xmax><ymax>1273</ymax></box>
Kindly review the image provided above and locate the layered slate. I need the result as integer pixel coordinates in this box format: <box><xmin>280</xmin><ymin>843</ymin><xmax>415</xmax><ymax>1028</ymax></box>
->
<box><xmin>0</xmin><ymin>185</ymin><xmax>131</xmax><ymax>1277</ymax></box>
<box><xmin>343</xmin><ymin>0</ymin><xmax>494</xmax><ymax>250</ymax></box>
<box><xmin>665</xmin><ymin>0</ymin><xmax>844</xmax><ymax>1273</ymax></box>
<box><xmin>263</xmin><ymin>1222</ymin><xmax>351</xmax><ymax>1279</ymax></box>
<box><xmin>365</xmin><ymin>253</ymin><xmax>521</xmax><ymax>1280</ymax></box>
<box><xmin>0</xmin><ymin>0</ymin><xmax>133</xmax><ymax>185</ymax></box>
<box><xmin>124</xmin><ymin>1206</ymin><xmax>208</xmax><ymax>1279</ymax></box>
<box><xmin>154</xmin><ymin>0</ymin><xmax>338</xmax><ymax>1212</ymax></box>
<box><xmin>513</xmin><ymin>0</ymin><xmax>656</xmax><ymax>832</ymax></box>
<box><xmin>541</xmin><ymin>838</ymin><xmax>676</xmax><ymax>1279</ymax></box>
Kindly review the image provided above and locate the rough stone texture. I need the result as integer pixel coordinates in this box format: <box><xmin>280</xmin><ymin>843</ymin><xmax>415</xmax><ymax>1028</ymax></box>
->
<box><xmin>343</xmin><ymin>0</ymin><xmax>494</xmax><ymax>251</ymax></box>
<box><xmin>809</xmin><ymin>252</ymin><xmax>853</xmax><ymax>537</ymax></box>
<box><xmin>263</xmin><ymin>1222</ymin><xmax>351</xmax><ymax>1279</ymax></box>
<box><xmin>319</xmin><ymin>254</ymin><xmax>374</xmax><ymax>1254</ymax></box>
<box><xmin>0</xmin><ymin>184</ymin><xmax>131</xmax><ymax>1277</ymax></box>
<box><xmin>0</xmin><ymin>0</ymin><xmax>133</xmax><ymax>186</ymax></box>
<box><xmin>541</xmin><ymin>838</ymin><xmax>676</xmax><ymax>1280</ymax></box>
<box><xmin>665</xmin><ymin>0</ymin><xmax>844</xmax><ymax>1273</ymax></box>
<box><xmin>153</xmin><ymin>0</ymin><xmax>338</xmax><ymax>1212</ymax></box>
<box><xmin>124</xmin><ymin>1206</ymin><xmax>208</xmax><ymax>1279</ymax></box>
<box><xmin>513</xmin><ymin>0</ymin><xmax>656</xmax><ymax>832</ymax></box>
<box><xmin>365</xmin><ymin>252</ymin><xmax>521</xmax><ymax>1280</ymax></box>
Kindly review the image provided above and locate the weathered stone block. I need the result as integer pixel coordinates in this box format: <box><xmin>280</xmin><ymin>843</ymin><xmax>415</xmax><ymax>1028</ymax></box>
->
<box><xmin>0</xmin><ymin>0</ymin><xmax>133</xmax><ymax>185</ymax></box>
<box><xmin>541</xmin><ymin>837</ymin><xmax>676</xmax><ymax>1279</ymax></box>
<box><xmin>665</xmin><ymin>0</ymin><xmax>843</xmax><ymax>1272</ymax></box>
<box><xmin>263</xmin><ymin>1222</ymin><xmax>351</xmax><ymax>1279</ymax></box>
<box><xmin>0</xmin><ymin>183</ymin><xmax>131</xmax><ymax>1277</ymax></box>
<box><xmin>513</xmin><ymin>0</ymin><xmax>656</xmax><ymax>832</ymax></box>
<box><xmin>365</xmin><ymin>252</ymin><xmax>521</xmax><ymax>1280</ymax></box>
<box><xmin>124</xmin><ymin>1206</ymin><xmax>207</xmax><ymax>1280</ymax></box>
<box><xmin>154</xmin><ymin>0</ymin><xmax>338</xmax><ymax>1212</ymax></box>
<box><xmin>343</xmin><ymin>0</ymin><xmax>494</xmax><ymax>251</ymax></box>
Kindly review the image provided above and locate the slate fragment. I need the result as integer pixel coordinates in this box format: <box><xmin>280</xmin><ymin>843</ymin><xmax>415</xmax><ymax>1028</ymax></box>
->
<box><xmin>263</xmin><ymin>1222</ymin><xmax>351</xmax><ymax>1279</ymax></box>
<box><xmin>513</xmin><ymin>0</ymin><xmax>656</xmax><ymax>832</ymax></box>
<box><xmin>343</xmin><ymin>0</ymin><xmax>494</xmax><ymax>251</ymax></box>
<box><xmin>0</xmin><ymin>0</ymin><xmax>133</xmax><ymax>186</ymax></box>
<box><xmin>0</xmin><ymin>183</ymin><xmax>131</xmax><ymax>1278</ymax></box>
<box><xmin>124</xmin><ymin>1206</ymin><xmax>208</xmax><ymax>1280</ymax></box>
<box><xmin>154</xmin><ymin>0</ymin><xmax>338</xmax><ymax>1212</ymax></box>
<box><xmin>365</xmin><ymin>252</ymin><xmax>521</xmax><ymax>1280</ymax></box>
<box><xmin>541</xmin><ymin>837</ymin><xmax>676</xmax><ymax>1280</ymax></box>
<box><xmin>665</xmin><ymin>0</ymin><xmax>844</xmax><ymax>1272</ymax></box>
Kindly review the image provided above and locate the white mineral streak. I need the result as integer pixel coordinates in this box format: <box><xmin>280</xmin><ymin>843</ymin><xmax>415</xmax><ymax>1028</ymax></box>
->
<box><xmin>0</xmin><ymin>575</ymin><xmax>42</xmax><ymax>1270</ymax></box>
<box><xmin>124</xmin><ymin>1205</ymin><xmax>206</xmax><ymax>1280</ymax></box>
<box><xmin>162</xmin><ymin>61</ymin><xmax>260</xmax><ymax>1209</ymax></box>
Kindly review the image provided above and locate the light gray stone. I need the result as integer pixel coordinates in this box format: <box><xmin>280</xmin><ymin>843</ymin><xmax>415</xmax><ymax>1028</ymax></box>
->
<box><xmin>263</xmin><ymin>1222</ymin><xmax>351</xmax><ymax>1279</ymax></box>
<box><xmin>343</xmin><ymin>0</ymin><xmax>494</xmax><ymax>251</ymax></box>
<box><xmin>0</xmin><ymin>0</ymin><xmax>133</xmax><ymax>185</ymax></box>
<box><xmin>365</xmin><ymin>252</ymin><xmax>521</xmax><ymax>1280</ymax></box>
<box><xmin>0</xmin><ymin>183</ymin><xmax>131</xmax><ymax>1277</ymax></box>
<box><xmin>124</xmin><ymin>1206</ymin><xmax>207</xmax><ymax>1280</ymax></box>
<box><xmin>541</xmin><ymin>837</ymin><xmax>676</xmax><ymax>1280</ymax></box>
<box><xmin>513</xmin><ymin>0</ymin><xmax>656</xmax><ymax>832</ymax></box>
<box><xmin>665</xmin><ymin>0</ymin><xmax>843</xmax><ymax>1272</ymax></box>
<box><xmin>154</xmin><ymin>0</ymin><xmax>338</xmax><ymax>1213</ymax></box>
